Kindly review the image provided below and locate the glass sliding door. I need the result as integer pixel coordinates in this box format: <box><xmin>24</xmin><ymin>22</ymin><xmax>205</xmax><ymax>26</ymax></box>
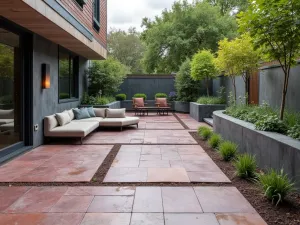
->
<box><xmin>0</xmin><ymin>28</ymin><xmax>22</xmax><ymax>151</ymax></box>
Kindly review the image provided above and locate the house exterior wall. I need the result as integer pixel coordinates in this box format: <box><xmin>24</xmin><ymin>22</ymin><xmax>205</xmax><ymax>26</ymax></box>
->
<box><xmin>60</xmin><ymin>0</ymin><xmax>107</xmax><ymax>48</ymax></box>
<box><xmin>32</xmin><ymin>35</ymin><xmax>88</xmax><ymax>147</ymax></box>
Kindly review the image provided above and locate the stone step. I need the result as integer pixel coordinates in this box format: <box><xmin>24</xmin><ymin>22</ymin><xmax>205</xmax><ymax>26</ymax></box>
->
<box><xmin>204</xmin><ymin>118</ymin><xmax>213</xmax><ymax>126</ymax></box>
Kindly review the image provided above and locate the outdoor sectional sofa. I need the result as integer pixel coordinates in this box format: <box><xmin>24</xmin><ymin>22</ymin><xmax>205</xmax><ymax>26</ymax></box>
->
<box><xmin>44</xmin><ymin>108</ymin><xmax>139</xmax><ymax>144</ymax></box>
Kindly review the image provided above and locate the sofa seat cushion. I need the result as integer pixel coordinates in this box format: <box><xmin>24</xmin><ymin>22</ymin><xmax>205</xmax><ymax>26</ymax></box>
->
<box><xmin>100</xmin><ymin>117</ymin><xmax>139</xmax><ymax>127</ymax></box>
<box><xmin>0</xmin><ymin>109</ymin><xmax>14</xmax><ymax>119</ymax></box>
<box><xmin>0</xmin><ymin>122</ymin><xmax>14</xmax><ymax>131</ymax></box>
<box><xmin>45</xmin><ymin>121</ymin><xmax>98</xmax><ymax>137</ymax></box>
<box><xmin>0</xmin><ymin>119</ymin><xmax>14</xmax><ymax>125</ymax></box>
<box><xmin>75</xmin><ymin>117</ymin><xmax>104</xmax><ymax>123</ymax></box>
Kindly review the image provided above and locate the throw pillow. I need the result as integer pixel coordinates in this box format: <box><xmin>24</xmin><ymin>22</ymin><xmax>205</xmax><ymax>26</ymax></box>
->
<box><xmin>87</xmin><ymin>107</ymin><xmax>96</xmax><ymax>117</ymax></box>
<box><xmin>73</xmin><ymin>108</ymin><xmax>91</xmax><ymax>120</ymax></box>
<box><xmin>67</xmin><ymin>109</ymin><xmax>75</xmax><ymax>120</ymax></box>
<box><xmin>55</xmin><ymin>112</ymin><xmax>71</xmax><ymax>126</ymax></box>
<box><xmin>156</xmin><ymin>98</ymin><xmax>168</xmax><ymax>107</ymax></box>
<box><xmin>93</xmin><ymin>108</ymin><xmax>106</xmax><ymax>118</ymax></box>
<box><xmin>106</xmin><ymin>108</ymin><xmax>126</xmax><ymax>118</ymax></box>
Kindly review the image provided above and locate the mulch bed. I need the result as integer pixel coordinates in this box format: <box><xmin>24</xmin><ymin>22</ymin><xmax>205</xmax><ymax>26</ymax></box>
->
<box><xmin>190</xmin><ymin>131</ymin><xmax>300</xmax><ymax>225</ymax></box>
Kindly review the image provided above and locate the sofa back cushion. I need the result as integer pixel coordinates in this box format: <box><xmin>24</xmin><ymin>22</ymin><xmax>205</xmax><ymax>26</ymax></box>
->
<box><xmin>44</xmin><ymin>115</ymin><xmax>58</xmax><ymax>135</ymax></box>
<box><xmin>73</xmin><ymin>108</ymin><xmax>91</xmax><ymax>120</ymax></box>
<box><xmin>0</xmin><ymin>109</ymin><xmax>14</xmax><ymax>119</ymax></box>
<box><xmin>67</xmin><ymin>109</ymin><xmax>75</xmax><ymax>120</ymax></box>
<box><xmin>94</xmin><ymin>108</ymin><xmax>106</xmax><ymax>118</ymax></box>
<box><xmin>87</xmin><ymin>107</ymin><xmax>96</xmax><ymax>117</ymax></box>
<box><xmin>133</xmin><ymin>98</ymin><xmax>144</xmax><ymax>107</ymax></box>
<box><xmin>156</xmin><ymin>98</ymin><xmax>168</xmax><ymax>107</ymax></box>
<box><xmin>56</xmin><ymin>112</ymin><xmax>71</xmax><ymax>126</ymax></box>
<box><xmin>106</xmin><ymin>108</ymin><xmax>126</xmax><ymax>118</ymax></box>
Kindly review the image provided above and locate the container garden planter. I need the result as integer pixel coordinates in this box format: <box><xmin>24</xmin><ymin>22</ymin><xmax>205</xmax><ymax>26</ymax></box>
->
<box><xmin>190</xmin><ymin>102</ymin><xmax>226</xmax><ymax>122</ymax></box>
<box><xmin>79</xmin><ymin>101</ymin><xmax>121</xmax><ymax>109</ymax></box>
<box><xmin>174</xmin><ymin>101</ymin><xmax>190</xmax><ymax>113</ymax></box>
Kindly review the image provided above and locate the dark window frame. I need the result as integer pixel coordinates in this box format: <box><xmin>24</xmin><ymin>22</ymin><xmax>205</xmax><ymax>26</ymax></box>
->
<box><xmin>93</xmin><ymin>0</ymin><xmax>100</xmax><ymax>31</ymax></box>
<box><xmin>58</xmin><ymin>46</ymin><xmax>79</xmax><ymax>103</ymax></box>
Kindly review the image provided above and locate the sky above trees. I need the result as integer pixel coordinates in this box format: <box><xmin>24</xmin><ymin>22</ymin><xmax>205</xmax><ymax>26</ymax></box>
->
<box><xmin>107</xmin><ymin>0</ymin><xmax>193</xmax><ymax>31</ymax></box>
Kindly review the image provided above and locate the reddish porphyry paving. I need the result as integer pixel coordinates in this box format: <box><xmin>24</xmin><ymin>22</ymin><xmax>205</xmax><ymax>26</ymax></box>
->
<box><xmin>0</xmin><ymin>186</ymin><xmax>267</xmax><ymax>225</ymax></box>
<box><xmin>175</xmin><ymin>113</ymin><xmax>211</xmax><ymax>130</ymax></box>
<box><xmin>0</xmin><ymin>145</ymin><xmax>112</xmax><ymax>182</ymax></box>
<box><xmin>105</xmin><ymin>145</ymin><xmax>230</xmax><ymax>183</ymax></box>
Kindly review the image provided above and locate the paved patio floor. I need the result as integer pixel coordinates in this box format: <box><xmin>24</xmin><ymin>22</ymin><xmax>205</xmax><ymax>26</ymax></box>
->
<box><xmin>0</xmin><ymin>113</ymin><xmax>268</xmax><ymax>224</ymax></box>
<box><xmin>0</xmin><ymin>186</ymin><xmax>267</xmax><ymax>225</ymax></box>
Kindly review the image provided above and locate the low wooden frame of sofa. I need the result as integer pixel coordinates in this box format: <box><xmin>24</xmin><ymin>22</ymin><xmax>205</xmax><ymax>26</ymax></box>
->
<box><xmin>44</xmin><ymin>108</ymin><xmax>139</xmax><ymax>144</ymax></box>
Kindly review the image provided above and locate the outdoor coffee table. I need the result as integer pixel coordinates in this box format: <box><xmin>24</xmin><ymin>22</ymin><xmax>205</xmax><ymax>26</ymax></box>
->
<box><xmin>134</xmin><ymin>107</ymin><xmax>171</xmax><ymax>116</ymax></box>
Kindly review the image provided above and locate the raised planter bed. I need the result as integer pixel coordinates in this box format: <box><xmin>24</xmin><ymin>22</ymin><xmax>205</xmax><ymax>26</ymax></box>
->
<box><xmin>80</xmin><ymin>101</ymin><xmax>121</xmax><ymax>109</ymax></box>
<box><xmin>174</xmin><ymin>101</ymin><xmax>189</xmax><ymax>113</ymax></box>
<box><xmin>190</xmin><ymin>102</ymin><xmax>226</xmax><ymax>122</ymax></box>
<box><xmin>213</xmin><ymin>110</ymin><xmax>300</xmax><ymax>189</ymax></box>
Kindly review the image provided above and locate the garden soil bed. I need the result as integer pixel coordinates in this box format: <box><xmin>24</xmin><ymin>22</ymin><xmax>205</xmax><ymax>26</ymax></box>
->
<box><xmin>190</xmin><ymin>132</ymin><xmax>300</xmax><ymax>225</ymax></box>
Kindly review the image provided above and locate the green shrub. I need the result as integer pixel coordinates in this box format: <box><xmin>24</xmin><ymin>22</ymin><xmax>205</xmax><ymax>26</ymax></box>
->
<box><xmin>208</xmin><ymin>133</ymin><xmax>222</xmax><ymax>149</ymax></box>
<box><xmin>115</xmin><ymin>94</ymin><xmax>127</xmax><ymax>101</ymax></box>
<box><xmin>287</xmin><ymin>125</ymin><xmax>300</xmax><ymax>140</ymax></box>
<box><xmin>94</xmin><ymin>96</ymin><xmax>115</xmax><ymax>105</ymax></box>
<box><xmin>197</xmin><ymin>96</ymin><xmax>226</xmax><ymax>104</ymax></box>
<box><xmin>197</xmin><ymin>126</ymin><xmax>213</xmax><ymax>140</ymax></box>
<box><xmin>258</xmin><ymin>169</ymin><xmax>295</xmax><ymax>206</ymax></box>
<box><xmin>155</xmin><ymin>93</ymin><xmax>167</xmax><ymax>98</ymax></box>
<box><xmin>81</xmin><ymin>92</ymin><xmax>96</xmax><ymax>105</ymax></box>
<box><xmin>234</xmin><ymin>154</ymin><xmax>257</xmax><ymax>179</ymax></box>
<box><xmin>59</xmin><ymin>93</ymin><xmax>70</xmax><ymax>99</ymax></box>
<box><xmin>218</xmin><ymin>141</ymin><xmax>238</xmax><ymax>161</ymax></box>
<box><xmin>255</xmin><ymin>115</ymin><xmax>287</xmax><ymax>133</ymax></box>
<box><xmin>133</xmin><ymin>93</ymin><xmax>147</xmax><ymax>100</ymax></box>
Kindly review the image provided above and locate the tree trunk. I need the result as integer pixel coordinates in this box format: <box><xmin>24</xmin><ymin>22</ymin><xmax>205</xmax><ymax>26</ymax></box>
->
<box><xmin>230</xmin><ymin>75</ymin><xmax>237</xmax><ymax>103</ymax></box>
<box><xmin>280</xmin><ymin>71</ymin><xmax>289</xmax><ymax>120</ymax></box>
<box><xmin>206</xmin><ymin>77</ymin><xmax>209</xmax><ymax>97</ymax></box>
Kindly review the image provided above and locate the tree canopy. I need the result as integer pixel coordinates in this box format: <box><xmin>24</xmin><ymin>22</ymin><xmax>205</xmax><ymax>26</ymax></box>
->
<box><xmin>238</xmin><ymin>0</ymin><xmax>300</xmax><ymax>119</ymax></box>
<box><xmin>108</xmin><ymin>27</ymin><xmax>146</xmax><ymax>74</ymax></box>
<box><xmin>0</xmin><ymin>44</ymin><xmax>14</xmax><ymax>79</ymax></box>
<box><xmin>141</xmin><ymin>0</ymin><xmax>238</xmax><ymax>73</ymax></box>
<box><xmin>191</xmin><ymin>50</ymin><xmax>217</xmax><ymax>96</ymax></box>
<box><xmin>88</xmin><ymin>57</ymin><xmax>129</xmax><ymax>96</ymax></box>
<box><xmin>205</xmin><ymin>0</ymin><xmax>248</xmax><ymax>15</ymax></box>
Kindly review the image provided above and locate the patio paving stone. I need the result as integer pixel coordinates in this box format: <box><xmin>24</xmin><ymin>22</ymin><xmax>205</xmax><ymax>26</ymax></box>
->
<box><xmin>0</xmin><ymin>186</ymin><xmax>30</xmax><ymax>211</ymax></box>
<box><xmin>65</xmin><ymin>186</ymin><xmax>135</xmax><ymax>196</ymax></box>
<box><xmin>162</xmin><ymin>187</ymin><xmax>202</xmax><ymax>212</ymax></box>
<box><xmin>130</xmin><ymin>213</ymin><xmax>164</xmax><ymax>225</ymax></box>
<box><xmin>165</xmin><ymin>213</ymin><xmax>219</xmax><ymax>225</ymax></box>
<box><xmin>188</xmin><ymin>171</ymin><xmax>231</xmax><ymax>182</ymax></box>
<box><xmin>49</xmin><ymin>195</ymin><xmax>94</xmax><ymax>213</ymax></box>
<box><xmin>80</xmin><ymin>213</ymin><xmax>131</xmax><ymax>225</ymax></box>
<box><xmin>87</xmin><ymin>196</ymin><xmax>134</xmax><ymax>212</ymax></box>
<box><xmin>147</xmin><ymin>168</ymin><xmax>190</xmax><ymax>182</ymax></box>
<box><xmin>133</xmin><ymin>187</ymin><xmax>163</xmax><ymax>212</ymax></box>
<box><xmin>216</xmin><ymin>213</ymin><xmax>268</xmax><ymax>225</ymax></box>
<box><xmin>194</xmin><ymin>187</ymin><xmax>257</xmax><ymax>213</ymax></box>
<box><xmin>104</xmin><ymin>168</ymin><xmax>148</xmax><ymax>182</ymax></box>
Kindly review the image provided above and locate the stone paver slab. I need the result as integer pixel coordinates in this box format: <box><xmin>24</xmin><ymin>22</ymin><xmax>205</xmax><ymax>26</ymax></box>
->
<box><xmin>80</xmin><ymin>213</ymin><xmax>131</xmax><ymax>225</ymax></box>
<box><xmin>87</xmin><ymin>196</ymin><xmax>134</xmax><ymax>212</ymax></box>
<box><xmin>139</xmin><ymin>160</ymin><xmax>170</xmax><ymax>168</ymax></box>
<box><xmin>194</xmin><ymin>187</ymin><xmax>256</xmax><ymax>213</ymax></box>
<box><xmin>5</xmin><ymin>187</ymin><xmax>67</xmax><ymax>213</ymax></box>
<box><xmin>0</xmin><ymin>186</ymin><xmax>30</xmax><ymax>211</ymax></box>
<box><xmin>104</xmin><ymin>168</ymin><xmax>148</xmax><ymax>182</ymax></box>
<box><xmin>216</xmin><ymin>213</ymin><xmax>267</xmax><ymax>225</ymax></box>
<box><xmin>111</xmin><ymin>159</ymin><xmax>140</xmax><ymax>168</ymax></box>
<box><xmin>50</xmin><ymin>196</ymin><xmax>94</xmax><ymax>213</ymax></box>
<box><xmin>165</xmin><ymin>213</ymin><xmax>219</xmax><ymax>225</ymax></box>
<box><xmin>65</xmin><ymin>187</ymin><xmax>135</xmax><ymax>196</ymax></box>
<box><xmin>188</xmin><ymin>172</ymin><xmax>231</xmax><ymax>183</ymax></box>
<box><xmin>162</xmin><ymin>187</ymin><xmax>202</xmax><ymax>213</ymax></box>
<box><xmin>147</xmin><ymin>168</ymin><xmax>190</xmax><ymax>182</ymax></box>
<box><xmin>133</xmin><ymin>187</ymin><xmax>163</xmax><ymax>212</ymax></box>
<box><xmin>130</xmin><ymin>213</ymin><xmax>164</xmax><ymax>225</ymax></box>
<box><xmin>140</xmin><ymin>155</ymin><xmax>162</xmax><ymax>160</ymax></box>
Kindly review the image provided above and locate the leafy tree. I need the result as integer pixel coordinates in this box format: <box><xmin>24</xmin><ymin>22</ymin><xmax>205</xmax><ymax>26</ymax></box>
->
<box><xmin>175</xmin><ymin>58</ymin><xmax>202</xmax><ymax>102</ymax></box>
<box><xmin>191</xmin><ymin>50</ymin><xmax>217</xmax><ymax>96</ymax></box>
<box><xmin>87</xmin><ymin>57</ymin><xmax>129</xmax><ymax>96</ymax></box>
<box><xmin>215</xmin><ymin>38</ymin><xmax>239</xmax><ymax>102</ymax></box>
<box><xmin>108</xmin><ymin>27</ymin><xmax>146</xmax><ymax>74</ymax></box>
<box><xmin>0</xmin><ymin>44</ymin><xmax>13</xmax><ymax>79</ymax></box>
<box><xmin>239</xmin><ymin>0</ymin><xmax>300</xmax><ymax>120</ymax></box>
<box><xmin>205</xmin><ymin>0</ymin><xmax>248</xmax><ymax>15</ymax></box>
<box><xmin>141</xmin><ymin>0</ymin><xmax>237</xmax><ymax>73</ymax></box>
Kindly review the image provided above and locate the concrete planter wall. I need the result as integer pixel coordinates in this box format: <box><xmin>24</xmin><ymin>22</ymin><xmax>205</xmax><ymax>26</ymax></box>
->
<box><xmin>190</xmin><ymin>103</ymin><xmax>226</xmax><ymax>122</ymax></box>
<box><xmin>174</xmin><ymin>101</ymin><xmax>190</xmax><ymax>113</ymax></box>
<box><xmin>80</xmin><ymin>101</ymin><xmax>121</xmax><ymax>109</ymax></box>
<box><xmin>213</xmin><ymin>110</ymin><xmax>300</xmax><ymax>189</ymax></box>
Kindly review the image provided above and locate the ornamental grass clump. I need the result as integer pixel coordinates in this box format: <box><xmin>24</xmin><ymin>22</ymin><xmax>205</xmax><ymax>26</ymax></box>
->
<box><xmin>258</xmin><ymin>169</ymin><xmax>295</xmax><ymax>206</ymax></box>
<box><xmin>208</xmin><ymin>133</ymin><xmax>222</xmax><ymax>149</ymax></box>
<box><xmin>218</xmin><ymin>141</ymin><xmax>238</xmax><ymax>161</ymax></box>
<box><xmin>197</xmin><ymin>126</ymin><xmax>213</xmax><ymax>140</ymax></box>
<box><xmin>234</xmin><ymin>154</ymin><xmax>257</xmax><ymax>179</ymax></box>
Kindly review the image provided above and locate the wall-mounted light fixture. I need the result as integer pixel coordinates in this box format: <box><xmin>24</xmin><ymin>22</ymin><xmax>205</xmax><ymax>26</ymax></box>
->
<box><xmin>42</xmin><ymin>63</ymin><xmax>50</xmax><ymax>89</ymax></box>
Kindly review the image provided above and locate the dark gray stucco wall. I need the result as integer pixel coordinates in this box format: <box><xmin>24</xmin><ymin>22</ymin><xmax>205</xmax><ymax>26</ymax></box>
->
<box><xmin>259</xmin><ymin>64</ymin><xmax>300</xmax><ymax>111</ymax></box>
<box><xmin>32</xmin><ymin>35</ymin><xmax>88</xmax><ymax>147</ymax></box>
<box><xmin>118</xmin><ymin>75</ymin><xmax>176</xmax><ymax>100</ymax></box>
